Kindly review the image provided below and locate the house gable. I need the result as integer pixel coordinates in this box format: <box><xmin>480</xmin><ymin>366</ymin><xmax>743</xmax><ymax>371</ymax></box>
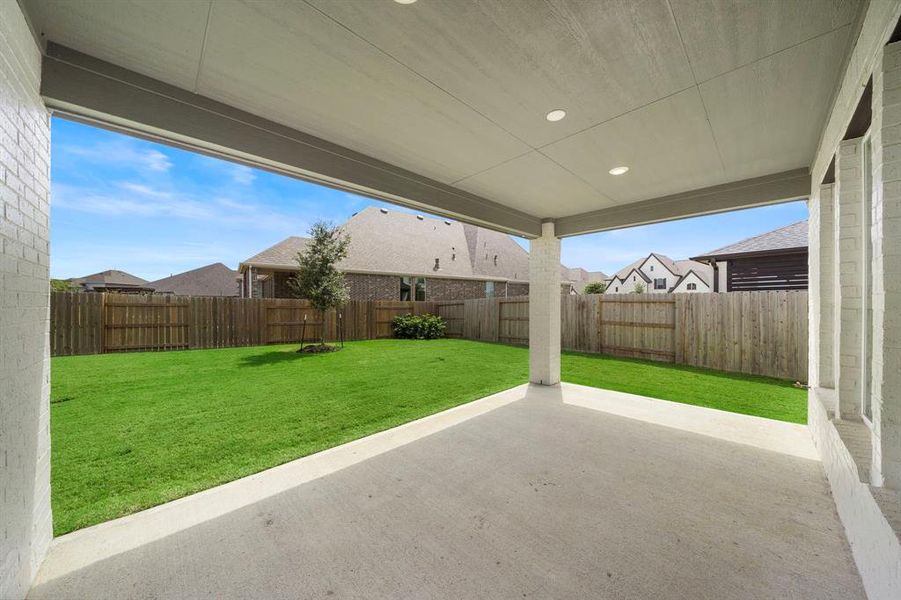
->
<box><xmin>670</xmin><ymin>270</ymin><xmax>711</xmax><ymax>293</ymax></box>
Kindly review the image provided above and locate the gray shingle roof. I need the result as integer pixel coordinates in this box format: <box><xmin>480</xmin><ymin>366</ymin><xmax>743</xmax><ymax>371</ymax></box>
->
<box><xmin>149</xmin><ymin>263</ymin><xmax>239</xmax><ymax>297</ymax></box>
<box><xmin>68</xmin><ymin>269</ymin><xmax>148</xmax><ymax>286</ymax></box>
<box><xmin>241</xmin><ymin>207</ymin><xmax>593</xmax><ymax>284</ymax></box>
<box><xmin>242</xmin><ymin>236</ymin><xmax>311</xmax><ymax>268</ymax></box>
<box><xmin>693</xmin><ymin>220</ymin><xmax>808</xmax><ymax>260</ymax></box>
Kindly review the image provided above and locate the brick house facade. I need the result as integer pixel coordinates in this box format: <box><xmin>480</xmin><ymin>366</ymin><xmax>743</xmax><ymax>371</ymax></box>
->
<box><xmin>239</xmin><ymin>207</ymin><xmax>604</xmax><ymax>301</ymax></box>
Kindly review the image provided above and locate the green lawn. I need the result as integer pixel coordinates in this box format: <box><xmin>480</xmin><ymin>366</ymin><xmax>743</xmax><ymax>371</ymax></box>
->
<box><xmin>50</xmin><ymin>339</ymin><xmax>805</xmax><ymax>535</ymax></box>
<box><xmin>562</xmin><ymin>351</ymin><xmax>806</xmax><ymax>424</ymax></box>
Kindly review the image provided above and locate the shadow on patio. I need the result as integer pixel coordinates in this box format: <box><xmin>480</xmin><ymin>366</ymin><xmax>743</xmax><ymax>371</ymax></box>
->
<box><xmin>31</xmin><ymin>384</ymin><xmax>864</xmax><ymax>599</ymax></box>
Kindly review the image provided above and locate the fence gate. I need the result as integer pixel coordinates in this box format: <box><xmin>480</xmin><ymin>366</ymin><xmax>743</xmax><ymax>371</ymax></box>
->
<box><xmin>102</xmin><ymin>295</ymin><xmax>190</xmax><ymax>352</ymax></box>
<box><xmin>598</xmin><ymin>296</ymin><xmax>676</xmax><ymax>362</ymax></box>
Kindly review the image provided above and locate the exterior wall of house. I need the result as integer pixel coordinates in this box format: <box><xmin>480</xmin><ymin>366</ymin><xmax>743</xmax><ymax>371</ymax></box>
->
<box><xmin>715</xmin><ymin>260</ymin><xmax>728</xmax><ymax>292</ymax></box>
<box><xmin>507</xmin><ymin>282</ymin><xmax>529</xmax><ymax>296</ymax></box>
<box><xmin>248</xmin><ymin>269</ymin><xmax>521</xmax><ymax>301</ymax></box>
<box><xmin>871</xmin><ymin>41</ymin><xmax>901</xmax><ymax>491</ymax></box>
<box><xmin>809</xmin><ymin>185</ymin><xmax>835</xmax><ymax>390</ymax></box>
<box><xmin>605</xmin><ymin>270</ymin><xmax>647</xmax><ymax>294</ymax></box>
<box><xmin>671</xmin><ymin>272</ymin><xmax>709</xmax><ymax>293</ymax></box>
<box><xmin>808</xmin><ymin>24</ymin><xmax>901</xmax><ymax>599</ymax></box>
<box><xmin>640</xmin><ymin>255</ymin><xmax>677</xmax><ymax>293</ymax></box>
<box><xmin>427</xmin><ymin>277</ymin><xmax>486</xmax><ymax>301</ymax></box>
<box><xmin>0</xmin><ymin>3</ymin><xmax>53</xmax><ymax>597</ymax></box>
<box><xmin>346</xmin><ymin>273</ymin><xmax>401</xmax><ymax>300</ymax></box>
<box><xmin>834</xmin><ymin>137</ymin><xmax>865</xmax><ymax>420</ymax></box>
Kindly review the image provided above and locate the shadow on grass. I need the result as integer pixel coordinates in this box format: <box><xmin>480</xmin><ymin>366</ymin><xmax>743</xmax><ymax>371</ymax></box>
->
<box><xmin>238</xmin><ymin>348</ymin><xmax>338</xmax><ymax>367</ymax></box>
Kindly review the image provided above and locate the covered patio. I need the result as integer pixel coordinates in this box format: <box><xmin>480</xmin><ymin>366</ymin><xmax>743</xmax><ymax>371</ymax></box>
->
<box><xmin>3</xmin><ymin>0</ymin><xmax>901</xmax><ymax>598</ymax></box>
<box><xmin>30</xmin><ymin>384</ymin><xmax>863</xmax><ymax>599</ymax></box>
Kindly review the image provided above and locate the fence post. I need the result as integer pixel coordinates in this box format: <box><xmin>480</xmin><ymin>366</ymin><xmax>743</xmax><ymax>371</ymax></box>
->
<box><xmin>673</xmin><ymin>294</ymin><xmax>683</xmax><ymax>364</ymax></box>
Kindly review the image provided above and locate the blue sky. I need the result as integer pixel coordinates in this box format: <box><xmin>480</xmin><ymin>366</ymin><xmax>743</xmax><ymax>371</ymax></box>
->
<box><xmin>51</xmin><ymin>117</ymin><xmax>807</xmax><ymax>280</ymax></box>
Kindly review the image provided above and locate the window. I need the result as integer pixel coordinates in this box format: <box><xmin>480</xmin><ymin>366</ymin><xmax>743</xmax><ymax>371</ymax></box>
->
<box><xmin>632</xmin><ymin>275</ymin><xmax>636</xmax><ymax>282</ymax></box>
<box><xmin>654</xmin><ymin>278</ymin><xmax>666</xmax><ymax>290</ymax></box>
<box><xmin>400</xmin><ymin>276</ymin><xmax>426</xmax><ymax>301</ymax></box>
<box><xmin>485</xmin><ymin>281</ymin><xmax>495</xmax><ymax>297</ymax></box>
<box><xmin>649</xmin><ymin>265</ymin><xmax>654</xmax><ymax>271</ymax></box>
<box><xmin>687</xmin><ymin>283</ymin><xmax>696</xmax><ymax>291</ymax></box>
<box><xmin>400</xmin><ymin>276</ymin><xmax>412</xmax><ymax>301</ymax></box>
<box><xmin>414</xmin><ymin>277</ymin><xmax>426</xmax><ymax>301</ymax></box>
<box><xmin>615</xmin><ymin>286</ymin><xmax>619</xmax><ymax>292</ymax></box>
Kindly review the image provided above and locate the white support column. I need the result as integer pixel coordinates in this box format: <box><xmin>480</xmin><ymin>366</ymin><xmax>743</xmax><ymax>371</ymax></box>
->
<box><xmin>529</xmin><ymin>221</ymin><xmax>561</xmax><ymax>385</ymax></box>
<box><xmin>873</xmin><ymin>41</ymin><xmax>901</xmax><ymax>488</ymax></box>
<box><xmin>834</xmin><ymin>137</ymin><xmax>865</xmax><ymax>420</ymax></box>
<box><xmin>809</xmin><ymin>184</ymin><xmax>836</xmax><ymax>392</ymax></box>
<box><xmin>0</xmin><ymin>2</ymin><xmax>53</xmax><ymax>597</ymax></box>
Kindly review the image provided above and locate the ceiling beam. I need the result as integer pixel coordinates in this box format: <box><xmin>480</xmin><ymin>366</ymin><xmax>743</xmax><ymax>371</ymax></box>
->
<box><xmin>40</xmin><ymin>43</ymin><xmax>543</xmax><ymax>238</ymax></box>
<box><xmin>554</xmin><ymin>168</ymin><xmax>810</xmax><ymax>238</ymax></box>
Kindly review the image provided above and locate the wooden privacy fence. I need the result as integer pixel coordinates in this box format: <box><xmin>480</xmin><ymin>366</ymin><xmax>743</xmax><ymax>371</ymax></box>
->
<box><xmin>51</xmin><ymin>291</ymin><xmax>808</xmax><ymax>381</ymax></box>
<box><xmin>50</xmin><ymin>292</ymin><xmax>438</xmax><ymax>356</ymax></box>
<box><xmin>435</xmin><ymin>291</ymin><xmax>808</xmax><ymax>381</ymax></box>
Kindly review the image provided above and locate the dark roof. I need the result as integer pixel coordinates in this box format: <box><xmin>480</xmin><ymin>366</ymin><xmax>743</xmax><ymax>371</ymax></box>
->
<box><xmin>692</xmin><ymin>220</ymin><xmax>808</xmax><ymax>261</ymax></box>
<box><xmin>68</xmin><ymin>269</ymin><xmax>148</xmax><ymax>287</ymax></box>
<box><xmin>240</xmin><ymin>207</ymin><xmax>593</xmax><ymax>284</ymax></box>
<box><xmin>149</xmin><ymin>263</ymin><xmax>239</xmax><ymax>297</ymax></box>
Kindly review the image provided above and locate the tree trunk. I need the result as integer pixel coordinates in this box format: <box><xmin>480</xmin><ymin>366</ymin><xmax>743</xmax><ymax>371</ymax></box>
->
<box><xmin>320</xmin><ymin>308</ymin><xmax>327</xmax><ymax>346</ymax></box>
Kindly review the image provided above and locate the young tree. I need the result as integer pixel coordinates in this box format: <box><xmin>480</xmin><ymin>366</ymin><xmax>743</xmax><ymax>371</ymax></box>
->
<box><xmin>583</xmin><ymin>281</ymin><xmax>606</xmax><ymax>295</ymax></box>
<box><xmin>633</xmin><ymin>282</ymin><xmax>645</xmax><ymax>294</ymax></box>
<box><xmin>288</xmin><ymin>221</ymin><xmax>351</xmax><ymax>349</ymax></box>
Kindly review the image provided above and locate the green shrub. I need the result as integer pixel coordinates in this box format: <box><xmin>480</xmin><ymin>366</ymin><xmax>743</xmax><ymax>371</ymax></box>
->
<box><xmin>583</xmin><ymin>281</ymin><xmax>606</xmax><ymax>294</ymax></box>
<box><xmin>392</xmin><ymin>313</ymin><xmax>447</xmax><ymax>340</ymax></box>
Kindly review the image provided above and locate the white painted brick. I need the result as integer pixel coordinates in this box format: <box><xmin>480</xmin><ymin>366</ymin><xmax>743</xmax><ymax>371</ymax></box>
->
<box><xmin>528</xmin><ymin>222</ymin><xmax>560</xmax><ymax>385</ymax></box>
<box><xmin>0</xmin><ymin>2</ymin><xmax>51</xmax><ymax>598</ymax></box>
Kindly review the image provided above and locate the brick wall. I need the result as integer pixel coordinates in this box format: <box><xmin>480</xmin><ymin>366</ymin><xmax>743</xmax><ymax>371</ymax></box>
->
<box><xmin>808</xmin><ymin>184</ymin><xmax>835</xmax><ymax>390</ymax></box>
<box><xmin>507</xmin><ymin>282</ymin><xmax>529</xmax><ymax>296</ymax></box>
<box><xmin>528</xmin><ymin>223</ymin><xmax>561</xmax><ymax>385</ymax></box>
<box><xmin>257</xmin><ymin>270</ymin><xmax>520</xmax><ymax>301</ymax></box>
<box><xmin>874</xmin><ymin>41</ymin><xmax>901</xmax><ymax>489</ymax></box>
<box><xmin>427</xmin><ymin>277</ymin><xmax>484</xmax><ymax>301</ymax></box>
<box><xmin>345</xmin><ymin>273</ymin><xmax>399</xmax><ymax>300</ymax></box>
<box><xmin>0</xmin><ymin>3</ymin><xmax>52</xmax><ymax>597</ymax></box>
<box><xmin>834</xmin><ymin>137</ymin><xmax>865</xmax><ymax>419</ymax></box>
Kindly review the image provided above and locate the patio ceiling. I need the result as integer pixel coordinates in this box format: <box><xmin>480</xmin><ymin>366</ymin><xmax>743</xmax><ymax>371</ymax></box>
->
<box><xmin>24</xmin><ymin>0</ymin><xmax>859</xmax><ymax>236</ymax></box>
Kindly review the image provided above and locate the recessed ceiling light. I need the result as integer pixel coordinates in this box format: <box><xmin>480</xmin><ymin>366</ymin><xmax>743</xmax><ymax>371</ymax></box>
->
<box><xmin>609</xmin><ymin>166</ymin><xmax>629</xmax><ymax>176</ymax></box>
<box><xmin>394</xmin><ymin>0</ymin><xmax>417</xmax><ymax>3</ymax></box>
<box><xmin>545</xmin><ymin>109</ymin><xmax>566</xmax><ymax>122</ymax></box>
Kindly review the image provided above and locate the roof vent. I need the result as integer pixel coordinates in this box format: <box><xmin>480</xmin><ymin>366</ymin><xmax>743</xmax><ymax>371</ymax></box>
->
<box><xmin>434</xmin><ymin>258</ymin><xmax>440</xmax><ymax>270</ymax></box>
<box><xmin>444</xmin><ymin>220</ymin><xmax>451</xmax><ymax>225</ymax></box>
<box><xmin>416</xmin><ymin>215</ymin><xmax>424</xmax><ymax>220</ymax></box>
<box><xmin>379</xmin><ymin>208</ymin><xmax>388</xmax><ymax>214</ymax></box>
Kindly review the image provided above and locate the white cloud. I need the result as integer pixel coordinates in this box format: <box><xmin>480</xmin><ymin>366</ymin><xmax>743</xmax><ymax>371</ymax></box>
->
<box><xmin>230</xmin><ymin>165</ymin><xmax>256</xmax><ymax>185</ymax></box>
<box><xmin>59</xmin><ymin>140</ymin><xmax>173</xmax><ymax>173</ymax></box>
<box><xmin>53</xmin><ymin>181</ymin><xmax>310</xmax><ymax>233</ymax></box>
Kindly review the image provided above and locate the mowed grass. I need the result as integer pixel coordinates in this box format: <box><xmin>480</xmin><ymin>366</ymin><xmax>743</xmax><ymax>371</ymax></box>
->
<box><xmin>50</xmin><ymin>339</ymin><xmax>806</xmax><ymax>535</ymax></box>
<box><xmin>50</xmin><ymin>339</ymin><xmax>528</xmax><ymax>535</ymax></box>
<box><xmin>562</xmin><ymin>351</ymin><xmax>807</xmax><ymax>424</ymax></box>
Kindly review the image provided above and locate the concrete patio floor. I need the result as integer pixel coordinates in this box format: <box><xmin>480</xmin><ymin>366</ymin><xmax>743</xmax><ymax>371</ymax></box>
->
<box><xmin>30</xmin><ymin>383</ymin><xmax>864</xmax><ymax>599</ymax></box>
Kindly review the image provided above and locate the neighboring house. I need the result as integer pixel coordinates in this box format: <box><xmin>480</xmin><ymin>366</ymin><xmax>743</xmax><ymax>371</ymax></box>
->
<box><xmin>563</xmin><ymin>267</ymin><xmax>609</xmax><ymax>294</ymax></box>
<box><xmin>239</xmin><ymin>207</ymin><xmax>591</xmax><ymax>300</ymax></box>
<box><xmin>604</xmin><ymin>253</ymin><xmax>712</xmax><ymax>294</ymax></box>
<box><xmin>149</xmin><ymin>263</ymin><xmax>239</xmax><ymax>297</ymax></box>
<box><xmin>67</xmin><ymin>269</ymin><xmax>154</xmax><ymax>293</ymax></box>
<box><xmin>691</xmin><ymin>220</ymin><xmax>808</xmax><ymax>292</ymax></box>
